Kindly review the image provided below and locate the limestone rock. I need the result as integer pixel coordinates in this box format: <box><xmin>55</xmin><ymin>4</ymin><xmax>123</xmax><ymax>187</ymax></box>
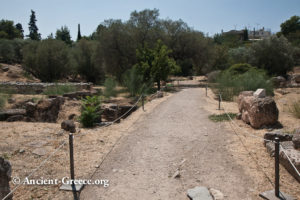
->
<box><xmin>187</xmin><ymin>186</ymin><xmax>213</xmax><ymax>200</ymax></box>
<box><xmin>253</xmin><ymin>88</ymin><xmax>266</xmax><ymax>98</ymax></box>
<box><xmin>280</xmin><ymin>148</ymin><xmax>300</xmax><ymax>183</ymax></box>
<box><xmin>292</xmin><ymin>134</ymin><xmax>300</xmax><ymax>149</ymax></box>
<box><xmin>0</xmin><ymin>157</ymin><xmax>12</xmax><ymax>200</ymax></box>
<box><xmin>6</xmin><ymin>115</ymin><xmax>24</xmax><ymax>122</ymax></box>
<box><xmin>264</xmin><ymin>131</ymin><xmax>293</xmax><ymax>145</ymax></box>
<box><xmin>209</xmin><ymin>188</ymin><xmax>224</xmax><ymax>200</ymax></box>
<box><xmin>0</xmin><ymin>109</ymin><xmax>26</xmax><ymax>121</ymax></box>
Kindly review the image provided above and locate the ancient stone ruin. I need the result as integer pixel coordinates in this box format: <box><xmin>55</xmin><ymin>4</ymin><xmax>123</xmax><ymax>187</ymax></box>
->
<box><xmin>237</xmin><ymin>89</ymin><xmax>279</xmax><ymax>129</ymax></box>
<box><xmin>264</xmin><ymin>130</ymin><xmax>300</xmax><ymax>183</ymax></box>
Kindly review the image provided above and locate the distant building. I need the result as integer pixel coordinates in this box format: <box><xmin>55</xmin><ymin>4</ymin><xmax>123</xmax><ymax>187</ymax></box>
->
<box><xmin>248</xmin><ymin>27</ymin><xmax>271</xmax><ymax>39</ymax></box>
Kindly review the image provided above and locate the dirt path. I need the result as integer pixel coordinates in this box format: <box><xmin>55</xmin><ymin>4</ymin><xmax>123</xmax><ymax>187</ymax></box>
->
<box><xmin>80</xmin><ymin>88</ymin><xmax>255</xmax><ymax>200</ymax></box>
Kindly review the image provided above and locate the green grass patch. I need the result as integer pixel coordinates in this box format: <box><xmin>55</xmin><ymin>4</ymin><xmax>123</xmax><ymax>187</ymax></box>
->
<box><xmin>43</xmin><ymin>84</ymin><xmax>77</xmax><ymax>96</ymax></box>
<box><xmin>209</xmin><ymin>113</ymin><xmax>237</xmax><ymax>122</ymax></box>
<box><xmin>290</xmin><ymin>100</ymin><xmax>300</xmax><ymax>119</ymax></box>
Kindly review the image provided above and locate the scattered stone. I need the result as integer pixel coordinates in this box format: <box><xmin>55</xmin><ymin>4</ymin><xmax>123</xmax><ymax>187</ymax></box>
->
<box><xmin>264</xmin><ymin>131</ymin><xmax>293</xmax><ymax>145</ymax></box>
<box><xmin>209</xmin><ymin>188</ymin><xmax>224</xmax><ymax>200</ymax></box>
<box><xmin>19</xmin><ymin>149</ymin><xmax>25</xmax><ymax>154</ymax></box>
<box><xmin>272</xmin><ymin>76</ymin><xmax>286</xmax><ymax>88</ymax></box>
<box><xmin>6</xmin><ymin>115</ymin><xmax>24</xmax><ymax>122</ymax></box>
<box><xmin>238</xmin><ymin>92</ymin><xmax>278</xmax><ymax>129</ymax></box>
<box><xmin>253</xmin><ymin>88</ymin><xmax>266</xmax><ymax>98</ymax></box>
<box><xmin>172</xmin><ymin>170</ymin><xmax>181</xmax><ymax>179</ymax></box>
<box><xmin>61</xmin><ymin>120</ymin><xmax>76</xmax><ymax>133</ymax></box>
<box><xmin>292</xmin><ymin>134</ymin><xmax>300</xmax><ymax>149</ymax></box>
<box><xmin>7</xmin><ymin>98</ymin><xmax>16</xmax><ymax>104</ymax></box>
<box><xmin>156</xmin><ymin>91</ymin><xmax>163</xmax><ymax>98</ymax></box>
<box><xmin>32</xmin><ymin>148</ymin><xmax>48</xmax><ymax>156</ymax></box>
<box><xmin>236</xmin><ymin>113</ymin><xmax>242</xmax><ymax>120</ymax></box>
<box><xmin>187</xmin><ymin>186</ymin><xmax>213</xmax><ymax>200</ymax></box>
<box><xmin>280</xmin><ymin>148</ymin><xmax>300</xmax><ymax>183</ymax></box>
<box><xmin>63</xmin><ymin>90</ymin><xmax>96</xmax><ymax>99</ymax></box>
<box><xmin>0</xmin><ymin>157</ymin><xmax>12</xmax><ymax>200</ymax></box>
<box><xmin>95</xmin><ymin>165</ymin><xmax>100</xmax><ymax>168</ymax></box>
<box><xmin>0</xmin><ymin>109</ymin><xmax>26</xmax><ymax>121</ymax></box>
<box><xmin>1</xmin><ymin>66</ymin><xmax>9</xmax><ymax>72</ymax></box>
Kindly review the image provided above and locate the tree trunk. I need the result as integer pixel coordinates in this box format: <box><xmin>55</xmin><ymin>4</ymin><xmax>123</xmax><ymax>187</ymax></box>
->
<box><xmin>157</xmin><ymin>80</ymin><xmax>161</xmax><ymax>91</ymax></box>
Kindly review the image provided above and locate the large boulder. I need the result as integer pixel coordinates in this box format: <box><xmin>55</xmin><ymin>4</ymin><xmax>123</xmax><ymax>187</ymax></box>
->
<box><xmin>0</xmin><ymin>157</ymin><xmax>12</xmax><ymax>200</ymax></box>
<box><xmin>25</xmin><ymin>97</ymin><xmax>65</xmax><ymax>122</ymax></box>
<box><xmin>293</xmin><ymin>134</ymin><xmax>300</xmax><ymax>149</ymax></box>
<box><xmin>238</xmin><ymin>90</ymin><xmax>278</xmax><ymax>129</ymax></box>
<box><xmin>272</xmin><ymin>76</ymin><xmax>286</xmax><ymax>88</ymax></box>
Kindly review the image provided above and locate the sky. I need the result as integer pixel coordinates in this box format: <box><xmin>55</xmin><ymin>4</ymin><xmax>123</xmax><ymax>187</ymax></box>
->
<box><xmin>0</xmin><ymin>0</ymin><xmax>299</xmax><ymax>40</ymax></box>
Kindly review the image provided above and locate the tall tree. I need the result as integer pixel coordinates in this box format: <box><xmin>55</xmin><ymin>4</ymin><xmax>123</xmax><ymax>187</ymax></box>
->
<box><xmin>28</xmin><ymin>10</ymin><xmax>41</xmax><ymax>40</ymax></box>
<box><xmin>77</xmin><ymin>24</ymin><xmax>82</xmax><ymax>41</ymax></box>
<box><xmin>280</xmin><ymin>15</ymin><xmax>300</xmax><ymax>36</ymax></box>
<box><xmin>0</xmin><ymin>20</ymin><xmax>23</xmax><ymax>39</ymax></box>
<box><xmin>56</xmin><ymin>25</ymin><xmax>72</xmax><ymax>45</ymax></box>
<box><xmin>135</xmin><ymin>40</ymin><xmax>180</xmax><ymax>90</ymax></box>
<box><xmin>243</xmin><ymin>28</ymin><xmax>248</xmax><ymax>41</ymax></box>
<box><xmin>15</xmin><ymin>23</ymin><xmax>24</xmax><ymax>38</ymax></box>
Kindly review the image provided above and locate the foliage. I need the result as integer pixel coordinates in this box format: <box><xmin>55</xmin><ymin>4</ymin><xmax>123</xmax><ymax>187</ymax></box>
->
<box><xmin>135</xmin><ymin>40</ymin><xmax>180</xmax><ymax>90</ymax></box>
<box><xmin>216</xmin><ymin>68</ymin><xmax>273</xmax><ymax>101</ymax></box>
<box><xmin>42</xmin><ymin>84</ymin><xmax>76</xmax><ymax>96</ymax></box>
<box><xmin>0</xmin><ymin>39</ymin><xmax>28</xmax><ymax>63</ymax></box>
<box><xmin>56</xmin><ymin>26</ymin><xmax>72</xmax><ymax>45</ymax></box>
<box><xmin>23</xmin><ymin>39</ymin><xmax>70</xmax><ymax>82</ymax></box>
<box><xmin>226</xmin><ymin>63</ymin><xmax>254</xmax><ymax>75</ymax></box>
<box><xmin>28</xmin><ymin>10</ymin><xmax>41</xmax><ymax>40</ymax></box>
<box><xmin>15</xmin><ymin>23</ymin><xmax>24</xmax><ymax>39</ymax></box>
<box><xmin>211</xmin><ymin>45</ymin><xmax>230</xmax><ymax>71</ymax></box>
<box><xmin>290</xmin><ymin>100</ymin><xmax>300</xmax><ymax>119</ymax></box>
<box><xmin>249</xmin><ymin>35</ymin><xmax>294</xmax><ymax>76</ymax></box>
<box><xmin>122</xmin><ymin>67</ymin><xmax>153</xmax><ymax>96</ymax></box>
<box><xmin>228</xmin><ymin>46</ymin><xmax>252</xmax><ymax>65</ymax></box>
<box><xmin>0</xmin><ymin>93</ymin><xmax>8</xmax><ymax>110</ymax></box>
<box><xmin>280</xmin><ymin>16</ymin><xmax>300</xmax><ymax>36</ymax></box>
<box><xmin>71</xmin><ymin>39</ymin><xmax>104</xmax><ymax>83</ymax></box>
<box><xmin>0</xmin><ymin>20</ymin><xmax>23</xmax><ymax>39</ymax></box>
<box><xmin>207</xmin><ymin>70</ymin><xmax>221</xmax><ymax>83</ymax></box>
<box><xmin>103</xmin><ymin>77</ymin><xmax>117</xmax><ymax>98</ymax></box>
<box><xmin>209</xmin><ymin>113</ymin><xmax>237</xmax><ymax>122</ymax></box>
<box><xmin>79</xmin><ymin>96</ymin><xmax>102</xmax><ymax>128</ymax></box>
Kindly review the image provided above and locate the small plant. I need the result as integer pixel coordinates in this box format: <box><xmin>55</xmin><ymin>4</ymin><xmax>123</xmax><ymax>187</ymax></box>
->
<box><xmin>43</xmin><ymin>84</ymin><xmax>76</xmax><ymax>96</ymax></box>
<box><xmin>79</xmin><ymin>96</ymin><xmax>102</xmax><ymax>128</ymax></box>
<box><xmin>209</xmin><ymin>113</ymin><xmax>237</xmax><ymax>122</ymax></box>
<box><xmin>290</xmin><ymin>100</ymin><xmax>300</xmax><ymax>119</ymax></box>
<box><xmin>0</xmin><ymin>94</ymin><xmax>8</xmax><ymax>110</ymax></box>
<box><xmin>103</xmin><ymin>77</ymin><xmax>117</xmax><ymax>98</ymax></box>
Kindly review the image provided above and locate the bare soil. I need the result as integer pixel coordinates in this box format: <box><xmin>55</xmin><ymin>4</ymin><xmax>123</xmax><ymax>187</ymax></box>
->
<box><xmin>0</xmin><ymin>63</ymin><xmax>40</xmax><ymax>83</ymax></box>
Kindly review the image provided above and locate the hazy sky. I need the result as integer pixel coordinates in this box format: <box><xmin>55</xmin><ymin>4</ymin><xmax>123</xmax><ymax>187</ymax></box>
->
<box><xmin>1</xmin><ymin>0</ymin><xmax>299</xmax><ymax>40</ymax></box>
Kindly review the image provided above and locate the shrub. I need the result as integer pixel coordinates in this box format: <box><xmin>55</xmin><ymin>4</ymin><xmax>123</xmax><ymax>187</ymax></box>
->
<box><xmin>250</xmin><ymin>35</ymin><xmax>294</xmax><ymax>76</ymax></box>
<box><xmin>290</xmin><ymin>100</ymin><xmax>300</xmax><ymax>119</ymax></box>
<box><xmin>227</xmin><ymin>63</ymin><xmax>253</xmax><ymax>75</ymax></box>
<box><xmin>0</xmin><ymin>39</ymin><xmax>28</xmax><ymax>63</ymax></box>
<box><xmin>216</xmin><ymin>68</ymin><xmax>273</xmax><ymax>101</ymax></box>
<box><xmin>79</xmin><ymin>96</ymin><xmax>102</xmax><ymax>128</ymax></box>
<box><xmin>228</xmin><ymin>46</ymin><xmax>251</xmax><ymax>65</ymax></box>
<box><xmin>43</xmin><ymin>84</ymin><xmax>76</xmax><ymax>96</ymax></box>
<box><xmin>103</xmin><ymin>77</ymin><xmax>117</xmax><ymax>98</ymax></box>
<box><xmin>0</xmin><ymin>94</ymin><xmax>8</xmax><ymax>110</ymax></box>
<box><xmin>207</xmin><ymin>70</ymin><xmax>221</xmax><ymax>83</ymax></box>
<box><xmin>23</xmin><ymin>39</ymin><xmax>70</xmax><ymax>82</ymax></box>
<box><xmin>122</xmin><ymin>67</ymin><xmax>153</xmax><ymax>96</ymax></box>
<box><xmin>72</xmin><ymin>39</ymin><xmax>105</xmax><ymax>83</ymax></box>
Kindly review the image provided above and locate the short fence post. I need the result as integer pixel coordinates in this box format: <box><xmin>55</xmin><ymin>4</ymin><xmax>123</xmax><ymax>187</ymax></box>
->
<box><xmin>206</xmin><ymin>84</ymin><xmax>208</xmax><ymax>97</ymax></box>
<box><xmin>69</xmin><ymin>133</ymin><xmax>78</xmax><ymax>200</ymax></box>
<box><xmin>275</xmin><ymin>137</ymin><xmax>280</xmax><ymax>197</ymax></box>
<box><xmin>142</xmin><ymin>94</ymin><xmax>145</xmax><ymax>111</ymax></box>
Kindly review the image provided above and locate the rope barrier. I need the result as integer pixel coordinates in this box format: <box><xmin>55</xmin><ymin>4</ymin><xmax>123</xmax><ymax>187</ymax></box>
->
<box><xmin>280</xmin><ymin>144</ymin><xmax>300</xmax><ymax>177</ymax></box>
<box><xmin>2</xmin><ymin>94</ymin><xmax>144</xmax><ymax>200</ymax></box>
<box><xmin>2</xmin><ymin>141</ymin><xmax>67</xmax><ymax>200</ymax></box>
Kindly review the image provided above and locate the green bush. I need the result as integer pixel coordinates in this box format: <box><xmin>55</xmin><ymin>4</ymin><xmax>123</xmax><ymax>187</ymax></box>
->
<box><xmin>250</xmin><ymin>35</ymin><xmax>294</xmax><ymax>76</ymax></box>
<box><xmin>227</xmin><ymin>63</ymin><xmax>253</xmax><ymax>75</ymax></box>
<box><xmin>79</xmin><ymin>96</ymin><xmax>102</xmax><ymax>128</ymax></box>
<box><xmin>0</xmin><ymin>39</ymin><xmax>27</xmax><ymax>63</ymax></box>
<box><xmin>0</xmin><ymin>94</ymin><xmax>8</xmax><ymax>110</ymax></box>
<box><xmin>290</xmin><ymin>100</ymin><xmax>300</xmax><ymax>119</ymax></box>
<box><xmin>103</xmin><ymin>77</ymin><xmax>117</xmax><ymax>98</ymax></box>
<box><xmin>209</xmin><ymin>113</ymin><xmax>237</xmax><ymax>122</ymax></box>
<box><xmin>43</xmin><ymin>84</ymin><xmax>77</xmax><ymax>96</ymax></box>
<box><xmin>23</xmin><ymin>39</ymin><xmax>70</xmax><ymax>82</ymax></box>
<box><xmin>216</xmin><ymin>68</ymin><xmax>273</xmax><ymax>101</ymax></box>
<box><xmin>122</xmin><ymin>67</ymin><xmax>153</xmax><ymax>96</ymax></box>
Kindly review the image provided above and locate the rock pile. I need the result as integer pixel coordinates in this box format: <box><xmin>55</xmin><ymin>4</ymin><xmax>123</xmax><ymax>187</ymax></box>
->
<box><xmin>0</xmin><ymin>157</ymin><xmax>12</xmax><ymax>200</ymax></box>
<box><xmin>237</xmin><ymin>89</ymin><xmax>278</xmax><ymax>129</ymax></box>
